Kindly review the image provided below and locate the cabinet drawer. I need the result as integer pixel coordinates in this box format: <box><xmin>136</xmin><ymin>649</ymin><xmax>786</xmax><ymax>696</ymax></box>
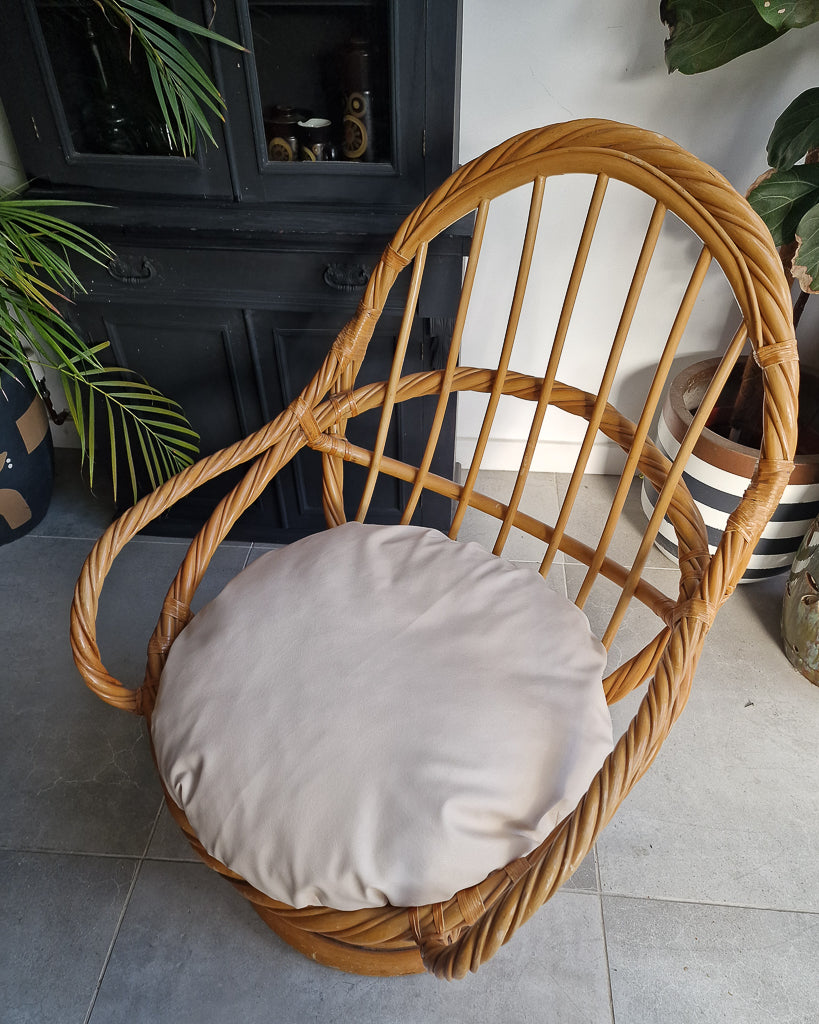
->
<box><xmin>81</xmin><ymin>244</ymin><xmax>413</xmax><ymax>314</ymax></box>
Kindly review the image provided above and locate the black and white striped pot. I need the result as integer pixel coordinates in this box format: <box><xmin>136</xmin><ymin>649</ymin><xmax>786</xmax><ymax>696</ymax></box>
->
<box><xmin>641</xmin><ymin>358</ymin><xmax>819</xmax><ymax>582</ymax></box>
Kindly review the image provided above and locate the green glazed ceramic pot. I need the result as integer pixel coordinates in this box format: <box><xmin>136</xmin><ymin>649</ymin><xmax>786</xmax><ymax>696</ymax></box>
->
<box><xmin>782</xmin><ymin>518</ymin><xmax>819</xmax><ymax>686</ymax></box>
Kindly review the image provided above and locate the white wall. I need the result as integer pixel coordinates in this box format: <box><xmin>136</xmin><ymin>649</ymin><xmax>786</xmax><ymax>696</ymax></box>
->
<box><xmin>457</xmin><ymin>0</ymin><xmax>818</xmax><ymax>471</ymax></box>
<box><xmin>0</xmin><ymin>99</ymin><xmax>24</xmax><ymax>191</ymax></box>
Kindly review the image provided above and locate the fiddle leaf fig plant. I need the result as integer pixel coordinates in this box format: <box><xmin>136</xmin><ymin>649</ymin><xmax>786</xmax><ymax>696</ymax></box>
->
<box><xmin>661</xmin><ymin>0</ymin><xmax>781</xmax><ymax>73</ymax></box>
<box><xmin>660</xmin><ymin>0</ymin><xmax>819</xmax><ymax>446</ymax></box>
<box><xmin>746</xmin><ymin>89</ymin><xmax>819</xmax><ymax>294</ymax></box>
<box><xmin>661</xmin><ymin>0</ymin><xmax>819</xmax><ymax>74</ymax></box>
<box><xmin>662</xmin><ymin>0</ymin><xmax>819</xmax><ymax>295</ymax></box>
<box><xmin>1</xmin><ymin>0</ymin><xmax>244</xmax><ymax>501</ymax></box>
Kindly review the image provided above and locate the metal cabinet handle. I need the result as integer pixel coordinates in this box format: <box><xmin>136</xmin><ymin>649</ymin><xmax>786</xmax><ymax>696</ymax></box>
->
<box><xmin>323</xmin><ymin>263</ymin><xmax>370</xmax><ymax>292</ymax></box>
<box><xmin>107</xmin><ymin>256</ymin><xmax>156</xmax><ymax>284</ymax></box>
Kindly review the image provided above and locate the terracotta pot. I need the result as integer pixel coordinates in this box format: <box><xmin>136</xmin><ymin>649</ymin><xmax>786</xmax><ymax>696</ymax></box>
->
<box><xmin>640</xmin><ymin>357</ymin><xmax>819</xmax><ymax>581</ymax></box>
<box><xmin>0</xmin><ymin>365</ymin><xmax>54</xmax><ymax>545</ymax></box>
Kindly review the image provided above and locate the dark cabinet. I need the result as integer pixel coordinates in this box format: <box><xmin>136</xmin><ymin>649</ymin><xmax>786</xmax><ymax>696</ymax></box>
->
<box><xmin>67</xmin><ymin>254</ymin><xmax>457</xmax><ymax>540</ymax></box>
<box><xmin>1</xmin><ymin>0</ymin><xmax>460</xmax><ymax>204</ymax></box>
<box><xmin>1</xmin><ymin>0</ymin><xmax>233</xmax><ymax>196</ymax></box>
<box><xmin>0</xmin><ymin>0</ymin><xmax>464</xmax><ymax>540</ymax></box>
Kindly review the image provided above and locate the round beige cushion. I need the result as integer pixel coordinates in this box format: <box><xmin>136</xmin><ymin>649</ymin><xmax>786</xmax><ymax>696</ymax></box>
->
<box><xmin>152</xmin><ymin>522</ymin><xmax>612</xmax><ymax>911</ymax></box>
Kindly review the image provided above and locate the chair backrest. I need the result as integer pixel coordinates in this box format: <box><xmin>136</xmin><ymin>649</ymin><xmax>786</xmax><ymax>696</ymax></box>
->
<box><xmin>71</xmin><ymin>121</ymin><xmax>799</xmax><ymax>747</ymax></box>
<box><xmin>291</xmin><ymin>119</ymin><xmax>797</xmax><ymax>697</ymax></box>
<box><xmin>107</xmin><ymin>118</ymin><xmax>797</xmax><ymax>713</ymax></box>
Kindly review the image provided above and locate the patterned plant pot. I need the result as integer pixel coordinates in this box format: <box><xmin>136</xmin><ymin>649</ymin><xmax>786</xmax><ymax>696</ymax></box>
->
<box><xmin>641</xmin><ymin>357</ymin><xmax>819</xmax><ymax>582</ymax></box>
<box><xmin>0</xmin><ymin>364</ymin><xmax>54</xmax><ymax>546</ymax></box>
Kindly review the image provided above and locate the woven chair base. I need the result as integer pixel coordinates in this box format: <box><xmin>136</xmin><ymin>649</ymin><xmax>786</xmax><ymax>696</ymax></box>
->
<box><xmin>252</xmin><ymin>906</ymin><xmax>425</xmax><ymax>976</ymax></box>
<box><xmin>157</xmin><ymin>767</ymin><xmax>429</xmax><ymax>975</ymax></box>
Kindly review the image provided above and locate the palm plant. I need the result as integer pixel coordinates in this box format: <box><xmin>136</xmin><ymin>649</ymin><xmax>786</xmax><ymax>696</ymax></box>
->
<box><xmin>662</xmin><ymin>0</ymin><xmax>819</xmax><ymax>296</ymax></box>
<box><xmin>0</xmin><ymin>0</ymin><xmax>242</xmax><ymax>500</ymax></box>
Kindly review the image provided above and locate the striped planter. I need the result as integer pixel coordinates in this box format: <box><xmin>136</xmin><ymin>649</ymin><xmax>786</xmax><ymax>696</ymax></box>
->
<box><xmin>641</xmin><ymin>358</ymin><xmax>819</xmax><ymax>582</ymax></box>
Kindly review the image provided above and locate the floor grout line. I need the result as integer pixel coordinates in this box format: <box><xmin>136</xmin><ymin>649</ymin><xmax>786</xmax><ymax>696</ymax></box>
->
<box><xmin>0</xmin><ymin>846</ymin><xmax>144</xmax><ymax>861</ymax></box>
<box><xmin>595</xmin><ymin>847</ymin><xmax>618</xmax><ymax>1024</ymax></box>
<box><xmin>6</xmin><ymin>842</ymin><xmax>815</xmax><ymax>920</ymax></box>
<box><xmin>141</xmin><ymin>801</ymin><xmax>166</xmax><ymax>859</ymax></box>
<box><xmin>598</xmin><ymin>889</ymin><xmax>819</xmax><ymax>917</ymax></box>
<box><xmin>80</xmin><ymin>801</ymin><xmax>165</xmax><ymax>1024</ymax></box>
<box><xmin>81</xmin><ymin>862</ymin><xmax>144</xmax><ymax>1024</ymax></box>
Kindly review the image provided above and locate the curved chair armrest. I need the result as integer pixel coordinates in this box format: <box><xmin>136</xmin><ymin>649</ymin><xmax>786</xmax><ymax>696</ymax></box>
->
<box><xmin>70</xmin><ymin>403</ymin><xmax>307</xmax><ymax>714</ymax></box>
<box><xmin>70</xmin><ymin>274</ymin><xmax>408</xmax><ymax>715</ymax></box>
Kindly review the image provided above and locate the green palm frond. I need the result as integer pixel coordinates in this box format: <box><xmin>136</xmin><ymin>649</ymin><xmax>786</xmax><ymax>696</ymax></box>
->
<box><xmin>97</xmin><ymin>0</ymin><xmax>245</xmax><ymax>156</ymax></box>
<box><xmin>0</xmin><ymin>198</ymin><xmax>115</xmax><ymax>310</ymax></box>
<box><xmin>65</xmin><ymin>362</ymin><xmax>200</xmax><ymax>499</ymax></box>
<box><xmin>0</xmin><ymin>284</ymin><xmax>199</xmax><ymax>501</ymax></box>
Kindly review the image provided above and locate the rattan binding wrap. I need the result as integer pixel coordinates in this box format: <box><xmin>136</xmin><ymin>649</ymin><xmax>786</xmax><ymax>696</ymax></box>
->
<box><xmin>70</xmin><ymin>121</ymin><xmax>798</xmax><ymax>979</ymax></box>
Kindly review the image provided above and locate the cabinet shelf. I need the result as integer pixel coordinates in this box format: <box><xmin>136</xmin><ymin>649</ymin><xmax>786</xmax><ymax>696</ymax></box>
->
<box><xmin>249</xmin><ymin>2</ymin><xmax>377</xmax><ymax>8</ymax></box>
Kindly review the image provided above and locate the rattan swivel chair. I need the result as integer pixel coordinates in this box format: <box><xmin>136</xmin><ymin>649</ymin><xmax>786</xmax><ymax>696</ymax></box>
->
<box><xmin>71</xmin><ymin>120</ymin><xmax>798</xmax><ymax>979</ymax></box>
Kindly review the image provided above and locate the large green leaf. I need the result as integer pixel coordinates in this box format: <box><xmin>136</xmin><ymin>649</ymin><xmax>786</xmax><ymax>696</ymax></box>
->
<box><xmin>767</xmin><ymin>89</ymin><xmax>819</xmax><ymax>170</ymax></box>
<box><xmin>747</xmin><ymin>164</ymin><xmax>819</xmax><ymax>244</ymax></box>
<box><xmin>661</xmin><ymin>0</ymin><xmax>783</xmax><ymax>73</ymax></box>
<box><xmin>792</xmin><ymin>202</ymin><xmax>819</xmax><ymax>292</ymax></box>
<box><xmin>751</xmin><ymin>0</ymin><xmax>819</xmax><ymax>30</ymax></box>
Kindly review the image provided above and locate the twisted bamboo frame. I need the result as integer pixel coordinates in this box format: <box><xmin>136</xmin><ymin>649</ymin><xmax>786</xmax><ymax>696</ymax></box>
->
<box><xmin>70</xmin><ymin>120</ymin><xmax>798</xmax><ymax>978</ymax></box>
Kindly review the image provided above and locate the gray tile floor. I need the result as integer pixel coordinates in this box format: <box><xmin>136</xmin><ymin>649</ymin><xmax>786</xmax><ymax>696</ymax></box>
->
<box><xmin>2</xmin><ymin>452</ymin><xmax>818</xmax><ymax>1023</ymax></box>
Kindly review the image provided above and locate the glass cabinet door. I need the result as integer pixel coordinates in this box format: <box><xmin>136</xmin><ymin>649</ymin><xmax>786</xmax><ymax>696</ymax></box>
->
<box><xmin>221</xmin><ymin>0</ymin><xmax>428</xmax><ymax>205</ymax></box>
<box><xmin>36</xmin><ymin>0</ymin><xmax>177</xmax><ymax>158</ymax></box>
<box><xmin>2</xmin><ymin>0</ymin><xmax>457</xmax><ymax>207</ymax></box>
<box><xmin>251</xmin><ymin>1</ymin><xmax>392</xmax><ymax>163</ymax></box>
<box><xmin>1</xmin><ymin>0</ymin><xmax>233</xmax><ymax>196</ymax></box>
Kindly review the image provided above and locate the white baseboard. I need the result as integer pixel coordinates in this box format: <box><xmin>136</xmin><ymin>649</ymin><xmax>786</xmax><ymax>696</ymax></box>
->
<box><xmin>455</xmin><ymin>437</ymin><xmax>628</xmax><ymax>474</ymax></box>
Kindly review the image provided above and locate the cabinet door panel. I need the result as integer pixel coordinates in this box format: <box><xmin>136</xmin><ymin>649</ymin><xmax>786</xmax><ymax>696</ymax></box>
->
<box><xmin>67</xmin><ymin>299</ymin><xmax>454</xmax><ymax>539</ymax></box>
<box><xmin>1</xmin><ymin>0</ymin><xmax>460</xmax><ymax>205</ymax></box>
<box><xmin>67</xmin><ymin>301</ymin><xmax>288</xmax><ymax>537</ymax></box>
